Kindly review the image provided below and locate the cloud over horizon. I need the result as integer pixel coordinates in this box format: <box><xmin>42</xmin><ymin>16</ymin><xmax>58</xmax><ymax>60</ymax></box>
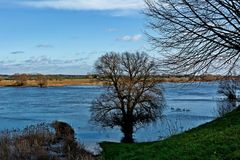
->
<box><xmin>36</xmin><ymin>44</ymin><xmax>54</xmax><ymax>48</ymax></box>
<box><xmin>0</xmin><ymin>0</ymin><xmax>146</xmax><ymax>74</ymax></box>
<box><xmin>19</xmin><ymin>0</ymin><xmax>145</xmax><ymax>10</ymax></box>
<box><xmin>117</xmin><ymin>34</ymin><xmax>143</xmax><ymax>42</ymax></box>
<box><xmin>0</xmin><ymin>55</ymin><xmax>93</xmax><ymax>75</ymax></box>
<box><xmin>10</xmin><ymin>51</ymin><xmax>25</xmax><ymax>54</ymax></box>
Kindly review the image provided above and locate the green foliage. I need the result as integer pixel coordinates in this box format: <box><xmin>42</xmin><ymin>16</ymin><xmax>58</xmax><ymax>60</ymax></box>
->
<box><xmin>100</xmin><ymin>108</ymin><xmax>240</xmax><ymax>160</ymax></box>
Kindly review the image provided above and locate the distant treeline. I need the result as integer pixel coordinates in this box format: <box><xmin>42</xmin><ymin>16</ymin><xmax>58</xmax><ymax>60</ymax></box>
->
<box><xmin>0</xmin><ymin>73</ymin><xmax>239</xmax><ymax>81</ymax></box>
<box><xmin>0</xmin><ymin>74</ymin><xmax>100</xmax><ymax>87</ymax></box>
<box><xmin>157</xmin><ymin>74</ymin><xmax>240</xmax><ymax>82</ymax></box>
<box><xmin>0</xmin><ymin>74</ymin><xmax>94</xmax><ymax>81</ymax></box>
<box><xmin>0</xmin><ymin>74</ymin><xmax>239</xmax><ymax>87</ymax></box>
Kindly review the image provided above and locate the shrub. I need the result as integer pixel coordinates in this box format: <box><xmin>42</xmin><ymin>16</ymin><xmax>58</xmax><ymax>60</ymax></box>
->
<box><xmin>13</xmin><ymin>74</ymin><xmax>29</xmax><ymax>86</ymax></box>
<box><xmin>0</xmin><ymin>122</ymin><xmax>95</xmax><ymax>160</ymax></box>
<box><xmin>35</xmin><ymin>74</ymin><xmax>48</xmax><ymax>87</ymax></box>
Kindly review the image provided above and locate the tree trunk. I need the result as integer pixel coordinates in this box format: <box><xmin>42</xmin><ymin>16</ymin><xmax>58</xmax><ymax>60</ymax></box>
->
<box><xmin>121</xmin><ymin>116</ymin><xmax>134</xmax><ymax>143</ymax></box>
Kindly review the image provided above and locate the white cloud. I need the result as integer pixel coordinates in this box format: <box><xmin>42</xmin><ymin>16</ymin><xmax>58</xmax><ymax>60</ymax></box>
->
<box><xmin>36</xmin><ymin>44</ymin><xmax>54</xmax><ymax>48</ymax></box>
<box><xmin>19</xmin><ymin>0</ymin><xmax>145</xmax><ymax>10</ymax></box>
<box><xmin>23</xmin><ymin>56</ymin><xmax>87</xmax><ymax>66</ymax></box>
<box><xmin>10</xmin><ymin>51</ymin><xmax>25</xmax><ymax>54</ymax></box>
<box><xmin>110</xmin><ymin>9</ymin><xmax>141</xmax><ymax>17</ymax></box>
<box><xmin>117</xmin><ymin>34</ymin><xmax>143</xmax><ymax>42</ymax></box>
<box><xmin>106</xmin><ymin>28</ymin><xmax>118</xmax><ymax>32</ymax></box>
<box><xmin>0</xmin><ymin>56</ymin><xmax>93</xmax><ymax>75</ymax></box>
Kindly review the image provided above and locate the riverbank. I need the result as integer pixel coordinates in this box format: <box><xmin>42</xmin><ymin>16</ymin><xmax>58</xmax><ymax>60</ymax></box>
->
<box><xmin>0</xmin><ymin>121</ymin><xmax>96</xmax><ymax>160</ymax></box>
<box><xmin>0</xmin><ymin>79</ymin><xmax>104</xmax><ymax>87</ymax></box>
<box><xmin>100</xmin><ymin>107</ymin><xmax>240</xmax><ymax>160</ymax></box>
<box><xmin>0</xmin><ymin>75</ymin><xmax>230</xmax><ymax>87</ymax></box>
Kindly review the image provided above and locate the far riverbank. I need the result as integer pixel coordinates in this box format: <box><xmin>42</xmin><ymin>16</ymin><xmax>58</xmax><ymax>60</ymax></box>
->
<box><xmin>0</xmin><ymin>74</ymin><xmax>236</xmax><ymax>87</ymax></box>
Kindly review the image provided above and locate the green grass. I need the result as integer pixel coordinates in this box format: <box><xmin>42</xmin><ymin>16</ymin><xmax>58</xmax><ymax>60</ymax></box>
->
<box><xmin>100</xmin><ymin>107</ymin><xmax>240</xmax><ymax>160</ymax></box>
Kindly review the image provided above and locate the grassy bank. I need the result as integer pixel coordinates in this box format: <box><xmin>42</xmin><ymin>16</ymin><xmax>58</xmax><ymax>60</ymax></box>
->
<box><xmin>100</xmin><ymin>107</ymin><xmax>240</xmax><ymax>160</ymax></box>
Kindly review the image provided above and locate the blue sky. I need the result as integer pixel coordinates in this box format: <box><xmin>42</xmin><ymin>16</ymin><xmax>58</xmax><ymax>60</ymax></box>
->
<box><xmin>0</xmin><ymin>0</ymin><xmax>152</xmax><ymax>75</ymax></box>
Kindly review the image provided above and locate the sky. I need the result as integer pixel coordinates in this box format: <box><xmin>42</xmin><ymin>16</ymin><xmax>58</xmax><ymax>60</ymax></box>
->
<box><xmin>0</xmin><ymin>0</ymin><xmax>153</xmax><ymax>75</ymax></box>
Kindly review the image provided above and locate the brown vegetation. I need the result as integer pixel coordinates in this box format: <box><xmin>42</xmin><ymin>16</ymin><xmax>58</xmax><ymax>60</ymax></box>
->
<box><xmin>0</xmin><ymin>74</ymin><xmax>238</xmax><ymax>87</ymax></box>
<box><xmin>51</xmin><ymin>121</ymin><xmax>75</xmax><ymax>142</ymax></box>
<box><xmin>13</xmin><ymin>74</ymin><xmax>29</xmax><ymax>86</ymax></box>
<box><xmin>35</xmin><ymin>74</ymin><xmax>48</xmax><ymax>87</ymax></box>
<box><xmin>0</xmin><ymin>122</ymin><xmax>95</xmax><ymax>160</ymax></box>
<box><xmin>0</xmin><ymin>78</ymin><xmax>102</xmax><ymax>87</ymax></box>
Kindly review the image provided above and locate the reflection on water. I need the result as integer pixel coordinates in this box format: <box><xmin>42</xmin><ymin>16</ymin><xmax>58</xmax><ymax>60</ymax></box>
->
<box><xmin>0</xmin><ymin>82</ymin><xmax>219</xmax><ymax>152</ymax></box>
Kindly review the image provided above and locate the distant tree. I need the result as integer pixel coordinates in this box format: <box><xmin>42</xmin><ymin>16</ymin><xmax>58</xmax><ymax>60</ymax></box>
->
<box><xmin>14</xmin><ymin>74</ymin><xmax>29</xmax><ymax>86</ymax></box>
<box><xmin>145</xmin><ymin>0</ymin><xmax>240</xmax><ymax>74</ymax></box>
<box><xmin>90</xmin><ymin>52</ymin><xmax>165</xmax><ymax>143</ymax></box>
<box><xmin>216</xmin><ymin>100</ymin><xmax>237</xmax><ymax>117</ymax></box>
<box><xmin>217</xmin><ymin>77</ymin><xmax>240</xmax><ymax>116</ymax></box>
<box><xmin>35</xmin><ymin>74</ymin><xmax>48</xmax><ymax>88</ymax></box>
<box><xmin>218</xmin><ymin>79</ymin><xmax>240</xmax><ymax>101</ymax></box>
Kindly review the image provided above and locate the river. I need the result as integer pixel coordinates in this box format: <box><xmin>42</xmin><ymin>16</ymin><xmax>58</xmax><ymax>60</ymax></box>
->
<box><xmin>0</xmin><ymin>82</ymin><xmax>219</xmax><ymax>152</ymax></box>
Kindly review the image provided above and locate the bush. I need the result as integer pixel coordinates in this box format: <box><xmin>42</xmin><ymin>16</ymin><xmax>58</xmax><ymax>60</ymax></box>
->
<box><xmin>13</xmin><ymin>74</ymin><xmax>29</xmax><ymax>86</ymax></box>
<box><xmin>35</xmin><ymin>74</ymin><xmax>48</xmax><ymax>87</ymax></box>
<box><xmin>0</xmin><ymin>122</ymin><xmax>95</xmax><ymax>160</ymax></box>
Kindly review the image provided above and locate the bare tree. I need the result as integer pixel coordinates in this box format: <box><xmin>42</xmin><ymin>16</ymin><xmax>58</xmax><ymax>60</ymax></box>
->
<box><xmin>217</xmin><ymin>77</ymin><xmax>240</xmax><ymax>116</ymax></box>
<box><xmin>0</xmin><ymin>76</ymin><xmax>4</xmax><ymax>82</ymax></box>
<box><xmin>90</xmin><ymin>52</ymin><xmax>165</xmax><ymax>143</ymax></box>
<box><xmin>216</xmin><ymin>100</ymin><xmax>237</xmax><ymax>117</ymax></box>
<box><xmin>218</xmin><ymin>78</ymin><xmax>240</xmax><ymax>100</ymax></box>
<box><xmin>145</xmin><ymin>0</ymin><xmax>240</xmax><ymax>74</ymax></box>
<box><xmin>13</xmin><ymin>73</ymin><xmax>29</xmax><ymax>86</ymax></box>
<box><xmin>35</xmin><ymin>74</ymin><xmax>48</xmax><ymax>88</ymax></box>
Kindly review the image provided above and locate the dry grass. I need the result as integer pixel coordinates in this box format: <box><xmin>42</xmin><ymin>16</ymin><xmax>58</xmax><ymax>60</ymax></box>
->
<box><xmin>0</xmin><ymin>79</ymin><xmax>103</xmax><ymax>87</ymax></box>
<box><xmin>0</xmin><ymin>75</ymin><xmax>232</xmax><ymax>87</ymax></box>
<box><xmin>0</xmin><ymin>122</ymin><xmax>96</xmax><ymax>160</ymax></box>
<box><xmin>47</xmin><ymin>79</ymin><xmax>103</xmax><ymax>86</ymax></box>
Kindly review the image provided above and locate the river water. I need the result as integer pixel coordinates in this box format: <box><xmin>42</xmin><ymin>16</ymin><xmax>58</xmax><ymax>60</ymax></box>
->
<box><xmin>0</xmin><ymin>82</ymin><xmax>219</xmax><ymax>152</ymax></box>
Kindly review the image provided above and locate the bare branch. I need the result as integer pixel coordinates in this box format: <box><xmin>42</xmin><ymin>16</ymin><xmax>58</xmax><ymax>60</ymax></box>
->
<box><xmin>145</xmin><ymin>0</ymin><xmax>240</xmax><ymax>74</ymax></box>
<box><xmin>90</xmin><ymin>52</ymin><xmax>165</xmax><ymax>143</ymax></box>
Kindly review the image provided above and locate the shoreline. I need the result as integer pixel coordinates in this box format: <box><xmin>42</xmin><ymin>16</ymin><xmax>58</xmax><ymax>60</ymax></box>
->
<box><xmin>0</xmin><ymin>78</ymin><xmax>222</xmax><ymax>87</ymax></box>
<box><xmin>0</xmin><ymin>79</ymin><xmax>104</xmax><ymax>87</ymax></box>
<box><xmin>0</xmin><ymin>74</ymin><xmax>235</xmax><ymax>87</ymax></box>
